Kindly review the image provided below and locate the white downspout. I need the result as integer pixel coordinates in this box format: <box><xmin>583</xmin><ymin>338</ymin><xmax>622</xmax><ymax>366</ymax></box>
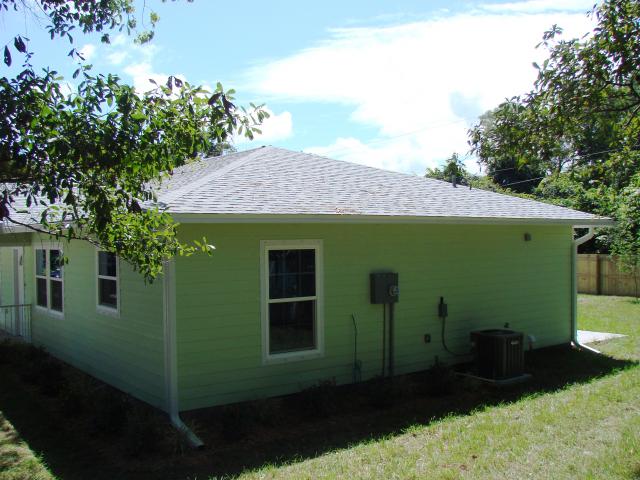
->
<box><xmin>163</xmin><ymin>259</ymin><xmax>205</xmax><ymax>448</ymax></box>
<box><xmin>571</xmin><ymin>227</ymin><xmax>600</xmax><ymax>354</ymax></box>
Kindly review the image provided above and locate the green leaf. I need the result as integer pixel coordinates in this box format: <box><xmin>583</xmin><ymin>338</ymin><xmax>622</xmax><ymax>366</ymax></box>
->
<box><xmin>14</xmin><ymin>36</ymin><xmax>26</xmax><ymax>53</ymax></box>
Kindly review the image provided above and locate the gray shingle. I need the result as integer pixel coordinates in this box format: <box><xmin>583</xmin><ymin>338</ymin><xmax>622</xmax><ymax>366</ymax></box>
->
<box><xmin>155</xmin><ymin>146</ymin><xmax>610</xmax><ymax>224</ymax></box>
<box><xmin>1</xmin><ymin>146</ymin><xmax>612</xmax><ymax>229</ymax></box>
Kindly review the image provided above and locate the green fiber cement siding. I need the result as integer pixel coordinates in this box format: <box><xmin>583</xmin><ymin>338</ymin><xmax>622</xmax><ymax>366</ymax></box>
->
<box><xmin>0</xmin><ymin>235</ymin><xmax>32</xmax><ymax>307</ymax></box>
<box><xmin>20</xmin><ymin>236</ymin><xmax>165</xmax><ymax>408</ymax></box>
<box><xmin>0</xmin><ymin>247</ymin><xmax>15</xmax><ymax>306</ymax></box>
<box><xmin>175</xmin><ymin>223</ymin><xmax>573</xmax><ymax>410</ymax></box>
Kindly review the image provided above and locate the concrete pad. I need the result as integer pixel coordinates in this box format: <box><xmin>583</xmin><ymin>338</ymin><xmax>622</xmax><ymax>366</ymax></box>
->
<box><xmin>577</xmin><ymin>330</ymin><xmax>626</xmax><ymax>344</ymax></box>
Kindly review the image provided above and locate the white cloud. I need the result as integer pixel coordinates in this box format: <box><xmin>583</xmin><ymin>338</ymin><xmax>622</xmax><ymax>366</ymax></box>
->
<box><xmin>123</xmin><ymin>62</ymin><xmax>158</xmax><ymax>93</ymax></box>
<box><xmin>481</xmin><ymin>0</ymin><xmax>593</xmax><ymax>13</ymax></box>
<box><xmin>122</xmin><ymin>61</ymin><xmax>185</xmax><ymax>94</ymax></box>
<box><xmin>237</xmin><ymin>108</ymin><xmax>293</xmax><ymax>145</ymax></box>
<box><xmin>102</xmin><ymin>33</ymin><xmax>157</xmax><ymax>70</ymax></box>
<box><xmin>245</xmin><ymin>9</ymin><xmax>594</xmax><ymax>173</ymax></box>
<box><xmin>116</xmin><ymin>40</ymin><xmax>291</xmax><ymax>149</ymax></box>
<box><xmin>78</xmin><ymin>43</ymin><xmax>96</xmax><ymax>61</ymax></box>
<box><xmin>107</xmin><ymin>50</ymin><xmax>128</xmax><ymax>66</ymax></box>
<box><xmin>110</xmin><ymin>34</ymin><xmax>128</xmax><ymax>47</ymax></box>
<box><xmin>306</xmin><ymin>137</ymin><xmax>427</xmax><ymax>174</ymax></box>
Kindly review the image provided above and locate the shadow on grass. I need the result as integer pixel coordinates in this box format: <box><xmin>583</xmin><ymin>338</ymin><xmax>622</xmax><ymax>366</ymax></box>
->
<box><xmin>0</xmin><ymin>344</ymin><xmax>637</xmax><ymax>480</ymax></box>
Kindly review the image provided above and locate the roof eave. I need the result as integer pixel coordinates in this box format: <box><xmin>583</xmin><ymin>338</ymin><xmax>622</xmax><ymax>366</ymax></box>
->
<box><xmin>0</xmin><ymin>224</ymin><xmax>36</xmax><ymax>234</ymax></box>
<box><xmin>170</xmin><ymin>213</ymin><xmax>615</xmax><ymax>227</ymax></box>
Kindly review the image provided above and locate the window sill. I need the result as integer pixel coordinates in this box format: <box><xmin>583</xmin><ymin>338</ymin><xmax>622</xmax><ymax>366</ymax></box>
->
<box><xmin>34</xmin><ymin>305</ymin><xmax>64</xmax><ymax>319</ymax></box>
<box><xmin>96</xmin><ymin>305</ymin><xmax>120</xmax><ymax>318</ymax></box>
<box><xmin>263</xmin><ymin>349</ymin><xmax>323</xmax><ymax>365</ymax></box>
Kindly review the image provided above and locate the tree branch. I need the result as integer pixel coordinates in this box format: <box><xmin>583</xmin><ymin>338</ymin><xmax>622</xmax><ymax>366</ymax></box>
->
<box><xmin>4</xmin><ymin>216</ymin><xmax>99</xmax><ymax>247</ymax></box>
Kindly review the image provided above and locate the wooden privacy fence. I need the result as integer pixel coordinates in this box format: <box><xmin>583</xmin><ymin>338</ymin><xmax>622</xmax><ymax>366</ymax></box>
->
<box><xmin>578</xmin><ymin>254</ymin><xmax>639</xmax><ymax>298</ymax></box>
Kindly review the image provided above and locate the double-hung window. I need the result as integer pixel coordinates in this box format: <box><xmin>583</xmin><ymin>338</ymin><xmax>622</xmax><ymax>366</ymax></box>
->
<box><xmin>261</xmin><ymin>240</ymin><xmax>324</xmax><ymax>362</ymax></box>
<box><xmin>97</xmin><ymin>251</ymin><xmax>119</xmax><ymax>313</ymax></box>
<box><xmin>35</xmin><ymin>247</ymin><xmax>64</xmax><ymax>314</ymax></box>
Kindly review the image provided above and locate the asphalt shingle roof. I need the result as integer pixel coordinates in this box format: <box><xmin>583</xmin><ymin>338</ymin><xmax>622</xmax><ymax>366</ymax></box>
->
<box><xmin>154</xmin><ymin>146</ymin><xmax>610</xmax><ymax>225</ymax></box>
<box><xmin>1</xmin><ymin>146</ymin><xmax>611</xmax><ymax>228</ymax></box>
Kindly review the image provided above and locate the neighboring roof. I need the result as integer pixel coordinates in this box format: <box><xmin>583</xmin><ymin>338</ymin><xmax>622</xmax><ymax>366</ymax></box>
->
<box><xmin>154</xmin><ymin>146</ymin><xmax>611</xmax><ymax>226</ymax></box>
<box><xmin>1</xmin><ymin>188</ymin><xmax>46</xmax><ymax>229</ymax></box>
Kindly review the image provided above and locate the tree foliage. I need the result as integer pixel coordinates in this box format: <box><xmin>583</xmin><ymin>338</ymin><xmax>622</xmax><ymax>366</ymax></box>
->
<box><xmin>468</xmin><ymin>0</ymin><xmax>640</xmax><ymax>268</ymax></box>
<box><xmin>425</xmin><ymin>153</ymin><xmax>472</xmax><ymax>185</ymax></box>
<box><xmin>0</xmin><ymin>0</ymin><xmax>268</xmax><ymax>280</ymax></box>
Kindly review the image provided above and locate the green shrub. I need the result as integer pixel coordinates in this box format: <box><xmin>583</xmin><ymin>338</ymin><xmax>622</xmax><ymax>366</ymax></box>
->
<box><xmin>91</xmin><ymin>388</ymin><xmax>130</xmax><ymax>435</ymax></box>
<box><xmin>250</xmin><ymin>397</ymin><xmax>284</xmax><ymax>427</ymax></box>
<box><xmin>19</xmin><ymin>350</ymin><xmax>65</xmax><ymax>397</ymax></box>
<box><xmin>25</xmin><ymin>344</ymin><xmax>48</xmax><ymax>363</ymax></box>
<box><xmin>59</xmin><ymin>374</ymin><xmax>94</xmax><ymax>417</ymax></box>
<box><xmin>295</xmin><ymin>378</ymin><xmax>338</xmax><ymax>419</ymax></box>
<box><xmin>0</xmin><ymin>339</ymin><xmax>13</xmax><ymax>364</ymax></box>
<box><xmin>220</xmin><ymin>403</ymin><xmax>254</xmax><ymax>442</ymax></box>
<box><xmin>422</xmin><ymin>361</ymin><xmax>456</xmax><ymax>396</ymax></box>
<box><xmin>123</xmin><ymin>406</ymin><xmax>167</xmax><ymax>457</ymax></box>
<box><xmin>366</xmin><ymin>376</ymin><xmax>398</xmax><ymax>409</ymax></box>
<box><xmin>37</xmin><ymin>359</ymin><xmax>65</xmax><ymax>397</ymax></box>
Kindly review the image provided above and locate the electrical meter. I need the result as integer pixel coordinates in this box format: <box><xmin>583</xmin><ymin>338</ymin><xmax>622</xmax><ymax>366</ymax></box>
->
<box><xmin>370</xmin><ymin>272</ymin><xmax>399</xmax><ymax>304</ymax></box>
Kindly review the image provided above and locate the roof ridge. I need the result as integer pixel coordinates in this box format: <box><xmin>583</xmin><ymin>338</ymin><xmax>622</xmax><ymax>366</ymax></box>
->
<box><xmin>199</xmin><ymin>145</ymin><xmax>270</xmax><ymax>162</ymax></box>
<box><xmin>295</xmin><ymin>147</ymin><xmax>421</xmax><ymax>178</ymax></box>
<box><xmin>158</xmin><ymin>147</ymin><xmax>270</xmax><ymax>206</ymax></box>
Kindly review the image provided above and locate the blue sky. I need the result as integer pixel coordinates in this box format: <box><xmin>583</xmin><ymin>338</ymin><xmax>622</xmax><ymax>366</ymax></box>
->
<box><xmin>2</xmin><ymin>0</ymin><xmax>596</xmax><ymax>174</ymax></box>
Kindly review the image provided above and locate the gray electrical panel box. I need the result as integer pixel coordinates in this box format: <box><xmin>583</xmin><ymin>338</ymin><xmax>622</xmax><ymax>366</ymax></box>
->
<box><xmin>370</xmin><ymin>272</ymin><xmax>399</xmax><ymax>304</ymax></box>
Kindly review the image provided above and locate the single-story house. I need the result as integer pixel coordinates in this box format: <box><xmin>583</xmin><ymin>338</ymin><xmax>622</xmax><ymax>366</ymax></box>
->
<box><xmin>0</xmin><ymin>146</ymin><xmax>611</xmax><ymax>444</ymax></box>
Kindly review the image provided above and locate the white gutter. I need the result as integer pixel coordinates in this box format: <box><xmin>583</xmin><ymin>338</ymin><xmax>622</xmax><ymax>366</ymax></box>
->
<box><xmin>162</xmin><ymin>259</ymin><xmax>204</xmax><ymax>448</ymax></box>
<box><xmin>570</xmin><ymin>227</ymin><xmax>600</xmax><ymax>354</ymax></box>
<box><xmin>171</xmin><ymin>213</ymin><xmax>615</xmax><ymax>226</ymax></box>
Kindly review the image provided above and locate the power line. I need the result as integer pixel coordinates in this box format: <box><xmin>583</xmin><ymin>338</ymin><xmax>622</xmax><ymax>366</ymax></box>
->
<box><xmin>501</xmin><ymin>176</ymin><xmax>546</xmax><ymax>187</ymax></box>
<box><xmin>484</xmin><ymin>144</ymin><xmax>640</xmax><ymax>175</ymax></box>
<box><xmin>573</xmin><ymin>144</ymin><xmax>640</xmax><ymax>160</ymax></box>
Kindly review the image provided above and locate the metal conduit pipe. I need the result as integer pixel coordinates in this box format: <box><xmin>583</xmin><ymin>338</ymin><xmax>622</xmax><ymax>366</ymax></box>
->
<box><xmin>570</xmin><ymin>227</ymin><xmax>600</xmax><ymax>354</ymax></box>
<box><xmin>163</xmin><ymin>260</ymin><xmax>204</xmax><ymax>449</ymax></box>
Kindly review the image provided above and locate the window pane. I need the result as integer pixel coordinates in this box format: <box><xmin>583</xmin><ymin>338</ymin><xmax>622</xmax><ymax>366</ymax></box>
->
<box><xmin>35</xmin><ymin>249</ymin><xmax>46</xmax><ymax>276</ymax></box>
<box><xmin>269</xmin><ymin>300</ymin><xmax>316</xmax><ymax>354</ymax></box>
<box><xmin>36</xmin><ymin>278</ymin><xmax>47</xmax><ymax>307</ymax></box>
<box><xmin>50</xmin><ymin>280</ymin><xmax>63</xmax><ymax>312</ymax></box>
<box><xmin>300</xmin><ymin>249</ymin><xmax>315</xmax><ymax>272</ymax></box>
<box><xmin>268</xmin><ymin>249</ymin><xmax>315</xmax><ymax>299</ymax></box>
<box><xmin>98</xmin><ymin>252</ymin><xmax>117</xmax><ymax>277</ymax></box>
<box><xmin>98</xmin><ymin>278</ymin><xmax>118</xmax><ymax>308</ymax></box>
<box><xmin>49</xmin><ymin>250</ymin><xmax>62</xmax><ymax>279</ymax></box>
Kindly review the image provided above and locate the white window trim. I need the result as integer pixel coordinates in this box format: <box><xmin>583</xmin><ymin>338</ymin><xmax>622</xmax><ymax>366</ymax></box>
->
<box><xmin>260</xmin><ymin>239</ymin><xmax>324</xmax><ymax>365</ymax></box>
<box><xmin>33</xmin><ymin>245</ymin><xmax>64</xmax><ymax>318</ymax></box>
<box><xmin>95</xmin><ymin>249</ymin><xmax>120</xmax><ymax>317</ymax></box>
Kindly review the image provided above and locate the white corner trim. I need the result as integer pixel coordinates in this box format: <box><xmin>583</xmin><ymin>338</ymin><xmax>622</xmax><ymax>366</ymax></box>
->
<box><xmin>162</xmin><ymin>259</ymin><xmax>179</xmax><ymax>414</ymax></box>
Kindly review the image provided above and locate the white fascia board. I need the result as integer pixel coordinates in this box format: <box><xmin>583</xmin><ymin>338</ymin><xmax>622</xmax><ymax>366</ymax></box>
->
<box><xmin>0</xmin><ymin>224</ymin><xmax>34</xmax><ymax>234</ymax></box>
<box><xmin>170</xmin><ymin>213</ymin><xmax>615</xmax><ymax>227</ymax></box>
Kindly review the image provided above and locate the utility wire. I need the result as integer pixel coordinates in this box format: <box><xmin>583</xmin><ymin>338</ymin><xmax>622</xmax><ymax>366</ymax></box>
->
<box><xmin>486</xmin><ymin>144</ymin><xmax>640</xmax><ymax>175</ymax></box>
<box><xmin>501</xmin><ymin>176</ymin><xmax>546</xmax><ymax>187</ymax></box>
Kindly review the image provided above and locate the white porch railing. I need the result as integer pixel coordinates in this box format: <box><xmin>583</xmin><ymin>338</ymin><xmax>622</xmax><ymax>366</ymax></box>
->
<box><xmin>0</xmin><ymin>304</ymin><xmax>31</xmax><ymax>341</ymax></box>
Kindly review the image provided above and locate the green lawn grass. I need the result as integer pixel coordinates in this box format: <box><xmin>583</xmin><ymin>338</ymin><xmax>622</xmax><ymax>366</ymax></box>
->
<box><xmin>233</xmin><ymin>295</ymin><xmax>640</xmax><ymax>480</ymax></box>
<box><xmin>0</xmin><ymin>414</ymin><xmax>51</xmax><ymax>480</ymax></box>
<box><xmin>0</xmin><ymin>295</ymin><xmax>638</xmax><ymax>480</ymax></box>
<box><xmin>578</xmin><ymin>294</ymin><xmax>640</xmax><ymax>361</ymax></box>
